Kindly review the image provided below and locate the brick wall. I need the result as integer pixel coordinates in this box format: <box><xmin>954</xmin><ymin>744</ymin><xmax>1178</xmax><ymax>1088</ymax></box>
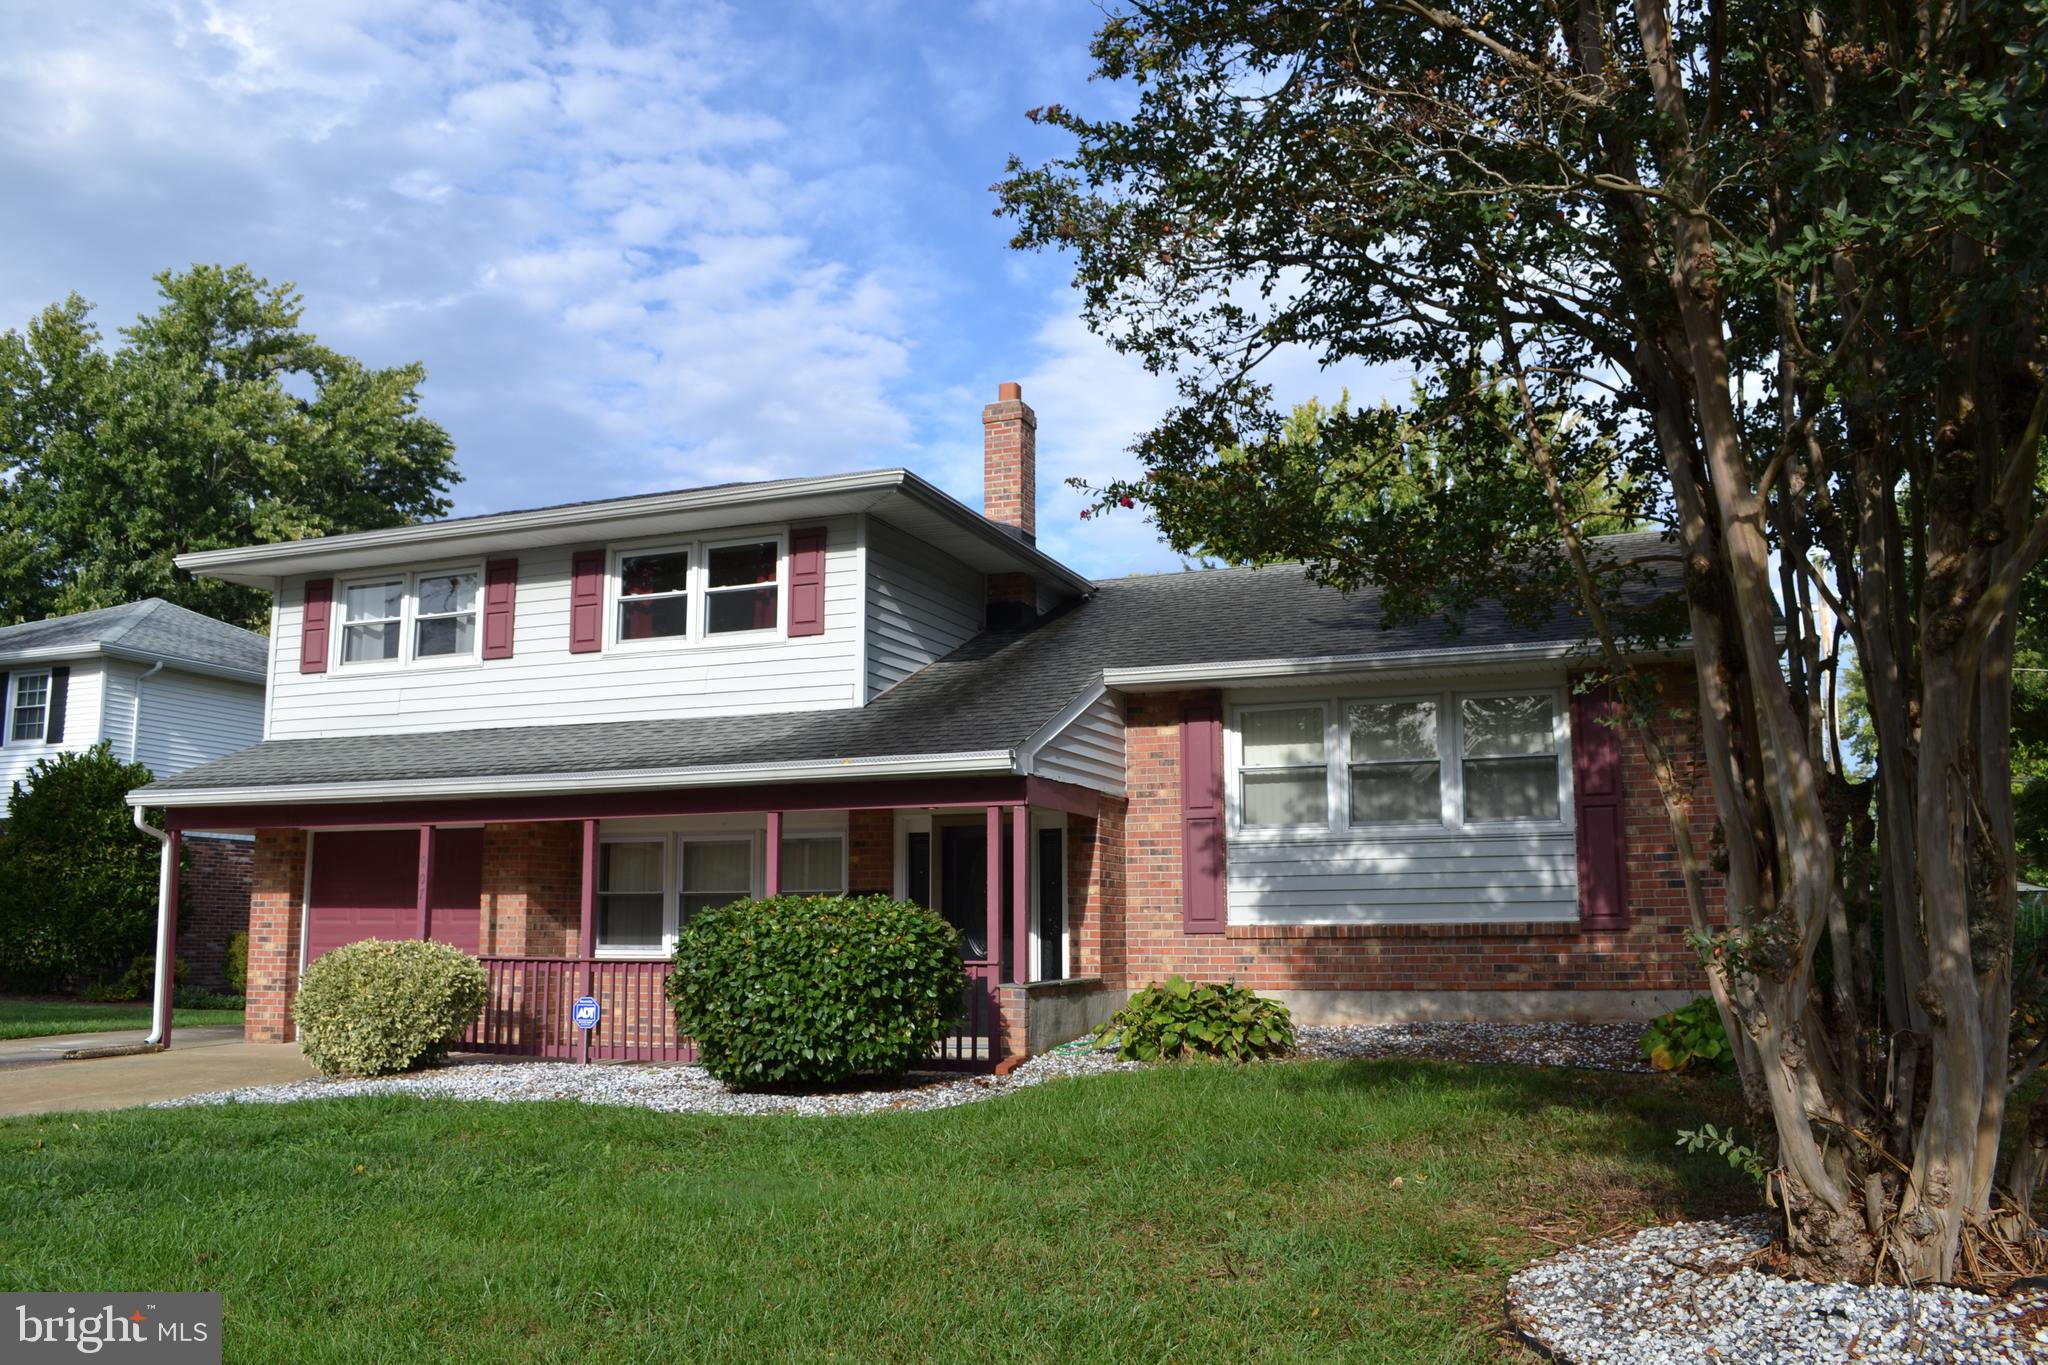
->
<box><xmin>180</xmin><ymin>834</ymin><xmax>251</xmax><ymax>990</ymax></box>
<box><xmin>848</xmin><ymin>809</ymin><xmax>894</xmax><ymax>895</ymax></box>
<box><xmin>1064</xmin><ymin>806</ymin><xmax>1126</xmax><ymax>980</ymax></box>
<box><xmin>481</xmin><ymin>821</ymin><xmax>581</xmax><ymax>956</ymax></box>
<box><xmin>1109</xmin><ymin>668</ymin><xmax>1721</xmax><ymax>1002</ymax></box>
<box><xmin>245</xmin><ymin>828</ymin><xmax>307</xmax><ymax>1043</ymax></box>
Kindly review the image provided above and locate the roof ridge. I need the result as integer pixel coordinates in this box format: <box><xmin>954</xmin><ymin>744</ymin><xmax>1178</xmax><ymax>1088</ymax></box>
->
<box><xmin>97</xmin><ymin>597</ymin><xmax>167</xmax><ymax>647</ymax></box>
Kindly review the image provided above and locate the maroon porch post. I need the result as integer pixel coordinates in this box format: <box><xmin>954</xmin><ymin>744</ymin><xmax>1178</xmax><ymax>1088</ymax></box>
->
<box><xmin>764</xmin><ymin>810</ymin><xmax>782</xmax><ymax>897</ymax></box>
<box><xmin>579</xmin><ymin>818</ymin><xmax>598</xmax><ymax>1064</ymax></box>
<box><xmin>414</xmin><ymin>826</ymin><xmax>435</xmax><ymax>941</ymax></box>
<box><xmin>1011</xmin><ymin>805</ymin><xmax>1030</xmax><ymax>985</ymax></box>
<box><xmin>160</xmin><ymin>830</ymin><xmax>181</xmax><ymax>1049</ymax></box>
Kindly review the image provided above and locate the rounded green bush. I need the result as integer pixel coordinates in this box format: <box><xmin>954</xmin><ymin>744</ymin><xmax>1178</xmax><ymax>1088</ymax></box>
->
<box><xmin>225</xmin><ymin>930</ymin><xmax>249</xmax><ymax>994</ymax></box>
<box><xmin>668</xmin><ymin>894</ymin><xmax>968</xmax><ymax>1089</ymax></box>
<box><xmin>1097</xmin><ymin>975</ymin><xmax>1295</xmax><ymax>1062</ymax></box>
<box><xmin>292</xmin><ymin>939</ymin><xmax>488</xmax><ymax>1077</ymax></box>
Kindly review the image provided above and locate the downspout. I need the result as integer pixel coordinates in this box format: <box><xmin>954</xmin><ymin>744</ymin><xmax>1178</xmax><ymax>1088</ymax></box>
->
<box><xmin>130</xmin><ymin>660</ymin><xmax>163</xmax><ymax>765</ymax></box>
<box><xmin>133</xmin><ymin>806</ymin><xmax>179</xmax><ymax>1048</ymax></box>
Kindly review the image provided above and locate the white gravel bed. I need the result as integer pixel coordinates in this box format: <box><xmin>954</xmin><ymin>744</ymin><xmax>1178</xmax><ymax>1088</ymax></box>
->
<box><xmin>1508</xmin><ymin>1216</ymin><xmax>2048</xmax><ymax>1364</ymax></box>
<box><xmin>1296</xmin><ymin>1020</ymin><xmax>1651</xmax><ymax>1071</ymax></box>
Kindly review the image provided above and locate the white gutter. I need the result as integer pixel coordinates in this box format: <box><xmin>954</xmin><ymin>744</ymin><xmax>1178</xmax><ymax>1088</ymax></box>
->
<box><xmin>132</xmin><ymin>806</ymin><xmax>176</xmax><ymax>1047</ymax></box>
<box><xmin>130</xmin><ymin>660</ymin><xmax>164</xmax><ymax>765</ymax></box>
<box><xmin>1102</xmin><ymin>640</ymin><xmax>1620</xmax><ymax>689</ymax></box>
<box><xmin>128</xmin><ymin>747</ymin><xmax>1020</xmax><ymax>809</ymax></box>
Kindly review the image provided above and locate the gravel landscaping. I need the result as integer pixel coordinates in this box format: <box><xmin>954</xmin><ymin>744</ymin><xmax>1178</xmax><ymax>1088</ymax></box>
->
<box><xmin>1509</xmin><ymin>1216</ymin><xmax>2048</xmax><ymax>1364</ymax></box>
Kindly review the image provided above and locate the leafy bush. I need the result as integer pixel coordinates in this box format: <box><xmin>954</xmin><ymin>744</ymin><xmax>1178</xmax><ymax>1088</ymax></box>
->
<box><xmin>1096</xmin><ymin>976</ymin><xmax>1295</xmax><ymax>1062</ymax></box>
<box><xmin>174</xmin><ymin>988</ymin><xmax>245</xmax><ymax>1011</ymax></box>
<box><xmin>1641</xmin><ymin>996</ymin><xmax>1734</xmax><ymax>1072</ymax></box>
<box><xmin>79</xmin><ymin>955</ymin><xmax>187</xmax><ymax>1002</ymax></box>
<box><xmin>225</xmin><ymin>930</ymin><xmax>249</xmax><ymax>994</ymax></box>
<box><xmin>292</xmin><ymin>939</ymin><xmax>488</xmax><ymax>1077</ymax></box>
<box><xmin>0</xmin><ymin>744</ymin><xmax>162</xmax><ymax>991</ymax></box>
<box><xmin>668</xmin><ymin>895</ymin><xmax>967</xmax><ymax>1089</ymax></box>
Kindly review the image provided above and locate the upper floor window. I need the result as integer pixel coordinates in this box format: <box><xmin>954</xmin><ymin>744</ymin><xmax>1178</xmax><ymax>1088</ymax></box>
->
<box><xmin>619</xmin><ymin>549</ymin><xmax>691</xmax><ymax>641</ymax></box>
<box><xmin>610</xmin><ymin>534</ymin><xmax>783</xmax><ymax>649</ymax></box>
<box><xmin>414</xmin><ymin>571</ymin><xmax>479</xmax><ymax>658</ymax></box>
<box><xmin>342</xmin><ymin>579</ymin><xmax>405</xmax><ymax>664</ymax></box>
<box><xmin>705</xmin><ymin>540</ymin><xmax>779</xmax><ymax>635</ymax></box>
<box><xmin>8</xmin><ymin>672</ymin><xmax>49</xmax><ymax>742</ymax></box>
<box><xmin>337</xmin><ymin>567</ymin><xmax>481</xmax><ymax>668</ymax></box>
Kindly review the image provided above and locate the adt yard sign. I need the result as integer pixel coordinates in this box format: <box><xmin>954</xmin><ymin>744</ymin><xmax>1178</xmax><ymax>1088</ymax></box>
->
<box><xmin>573</xmin><ymin>996</ymin><xmax>601</xmax><ymax>1030</ymax></box>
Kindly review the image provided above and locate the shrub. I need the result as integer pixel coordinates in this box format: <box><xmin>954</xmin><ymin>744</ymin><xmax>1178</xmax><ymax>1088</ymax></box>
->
<box><xmin>1641</xmin><ymin>996</ymin><xmax>1734</xmax><ymax>1072</ymax></box>
<box><xmin>1096</xmin><ymin>976</ymin><xmax>1295</xmax><ymax>1062</ymax></box>
<box><xmin>225</xmin><ymin>930</ymin><xmax>249</xmax><ymax>994</ymax></box>
<box><xmin>79</xmin><ymin>955</ymin><xmax>187</xmax><ymax>1002</ymax></box>
<box><xmin>668</xmin><ymin>895</ymin><xmax>967</xmax><ymax>1089</ymax></box>
<box><xmin>174</xmin><ymin>988</ymin><xmax>246</xmax><ymax>1011</ymax></box>
<box><xmin>292</xmin><ymin>939</ymin><xmax>488</xmax><ymax>1077</ymax></box>
<box><xmin>0</xmin><ymin>744</ymin><xmax>161</xmax><ymax>991</ymax></box>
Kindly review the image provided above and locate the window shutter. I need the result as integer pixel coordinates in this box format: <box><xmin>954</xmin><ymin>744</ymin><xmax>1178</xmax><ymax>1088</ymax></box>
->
<box><xmin>482</xmin><ymin>558</ymin><xmax>518</xmax><ymax>660</ymax></box>
<box><xmin>43</xmin><ymin>666</ymin><xmax>68</xmax><ymax>744</ymax></box>
<box><xmin>300</xmin><ymin>578</ymin><xmax>333</xmax><ymax>675</ymax></box>
<box><xmin>1571</xmin><ymin>686</ymin><xmax>1629</xmax><ymax>930</ymax></box>
<box><xmin>569</xmin><ymin>550</ymin><xmax>605</xmax><ymax>654</ymax></box>
<box><xmin>0</xmin><ymin>673</ymin><xmax>10</xmax><ymax>741</ymax></box>
<box><xmin>787</xmin><ymin>526</ymin><xmax>827</xmax><ymax>637</ymax></box>
<box><xmin>1180</xmin><ymin>701</ymin><xmax>1226</xmax><ymax>934</ymax></box>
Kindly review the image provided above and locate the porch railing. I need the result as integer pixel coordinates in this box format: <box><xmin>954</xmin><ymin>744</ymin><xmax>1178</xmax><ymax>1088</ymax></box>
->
<box><xmin>463</xmin><ymin>955</ymin><xmax>998</xmax><ymax>1069</ymax></box>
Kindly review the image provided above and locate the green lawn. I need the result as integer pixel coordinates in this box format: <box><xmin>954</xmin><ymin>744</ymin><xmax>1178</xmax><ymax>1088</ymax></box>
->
<box><xmin>0</xmin><ymin>999</ymin><xmax>245</xmax><ymax>1040</ymax></box>
<box><xmin>0</xmin><ymin>1059</ymin><xmax>1750</xmax><ymax>1362</ymax></box>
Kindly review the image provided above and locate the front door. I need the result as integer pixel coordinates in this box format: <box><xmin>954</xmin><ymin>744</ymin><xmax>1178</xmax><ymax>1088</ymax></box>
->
<box><xmin>1037</xmin><ymin>826</ymin><xmax>1065</xmax><ymax>980</ymax></box>
<box><xmin>937</xmin><ymin>823</ymin><xmax>988</xmax><ymax>960</ymax></box>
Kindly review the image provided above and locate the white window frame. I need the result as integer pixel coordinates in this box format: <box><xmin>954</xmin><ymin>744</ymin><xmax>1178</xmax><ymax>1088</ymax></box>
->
<box><xmin>6</xmin><ymin>670</ymin><xmax>50</xmax><ymax>744</ymax></box>
<box><xmin>778</xmin><ymin>832</ymin><xmax>848</xmax><ymax>896</ymax></box>
<box><xmin>1231</xmin><ymin>700</ymin><xmax>1334</xmax><ymax>832</ymax></box>
<box><xmin>332</xmin><ymin>563</ymin><xmax>484</xmax><ymax>672</ymax></box>
<box><xmin>594</xmin><ymin>836</ymin><xmax>670</xmax><ymax>958</ymax></box>
<box><xmin>1454</xmin><ymin>685</ymin><xmax>1571</xmax><ymax>828</ymax></box>
<box><xmin>1341</xmin><ymin>694</ymin><xmax>1449</xmax><ymax>831</ymax></box>
<box><xmin>605</xmin><ymin>529</ymin><xmax>789</xmax><ymax>653</ymax></box>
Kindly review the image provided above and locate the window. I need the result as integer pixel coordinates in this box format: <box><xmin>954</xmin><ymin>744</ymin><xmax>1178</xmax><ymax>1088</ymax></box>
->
<box><xmin>1239</xmin><ymin>705</ymin><xmax>1329</xmax><ymax>828</ymax></box>
<box><xmin>680</xmin><ymin>839</ymin><xmax>754</xmax><ymax>925</ymax></box>
<box><xmin>1461</xmin><ymin>694</ymin><xmax>1561</xmax><ymax>822</ymax></box>
<box><xmin>341</xmin><ymin>579</ymin><xmax>405</xmax><ymax>664</ymax></box>
<box><xmin>1347</xmin><ymin>700</ymin><xmax>1441</xmax><ymax>825</ymax></box>
<box><xmin>598</xmin><ymin>841</ymin><xmax>665</xmax><ymax>951</ymax></box>
<box><xmin>413</xmin><ymin>570</ymin><xmax>478</xmax><ymax>659</ymax></box>
<box><xmin>618</xmin><ymin>549</ymin><xmax>690</xmax><ymax>642</ymax></box>
<box><xmin>704</xmin><ymin>540</ymin><xmax>780</xmax><ymax>635</ymax></box>
<box><xmin>8</xmin><ymin>672</ymin><xmax>48</xmax><ymax>742</ymax></box>
<box><xmin>779</xmin><ymin>836</ymin><xmax>845</xmax><ymax>895</ymax></box>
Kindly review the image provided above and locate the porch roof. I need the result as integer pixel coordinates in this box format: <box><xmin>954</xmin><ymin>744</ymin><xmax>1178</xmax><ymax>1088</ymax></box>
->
<box><xmin>130</xmin><ymin>531</ymin><xmax>1685</xmax><ymax>808</ymax></box>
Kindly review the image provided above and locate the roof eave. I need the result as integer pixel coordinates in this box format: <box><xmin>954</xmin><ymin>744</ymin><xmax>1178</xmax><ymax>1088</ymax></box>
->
<box><xmin>0</xmin><ymin>642</ymin><xmax>265</xmax><ymax>684</ymax></box>
<box><xmin>1101</xmin><ymin>639</ymin><xmax>1690</xmax><ymax>690</ymax></box>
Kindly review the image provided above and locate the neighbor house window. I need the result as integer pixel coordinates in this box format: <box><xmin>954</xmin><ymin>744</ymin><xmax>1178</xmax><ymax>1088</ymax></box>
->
<box><xmin>340</xmin><ymin>578</ymin><xmax>405</xmax><ymax>663</ymax></box>
<box><xmin>413</xmin><ymin>570</ymin><xmax>478</xmax><ymax>659</ymax></box>
<box><xmin>617</xmin><ymin>549</ymin><xmax>691</xmax><ymax>642</ymax></box>
<box><xmin>8</xmin><ymin>672</ymin><xmax>48</xmax><ymax>742</ymax></box>
<box><xmin>1460</xmin><ymin>694</ymin><xmax>1561</xmax><ymax>822</ymax></box>
<box><xmin>704</xmin><ymin>540</ymin><xmax>780</xmax><ymax>635</ymax></box>
<box><xmin>1239</xmin><ymin>705</ymin><xmax>1329</xmax><ymax>828</ymax></box>
<box><xmin>1347</xmin><ymin>699</ymin><xmax>1442</xmax><ymax>825</ymax></box>
<box><xmin>598</xmin><ymin>841</ymin><xmax>665</xmax><ymax>951</ymax></box>
<box><xmin>779</xmin><ymin>836</ymin><xmax>845</xmax><ymax>896</ymax></box>
<box><xmin>680</xmin><ymin>839</ymin><xmax>753</xmax><ymax>925</ymax></box>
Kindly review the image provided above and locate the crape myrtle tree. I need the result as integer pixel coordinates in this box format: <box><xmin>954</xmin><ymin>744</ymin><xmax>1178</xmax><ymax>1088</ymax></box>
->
<box><xmin>998</xmin><ymin>0</ymin><xmax>2048</xmax><ymax>1281</ymax></box>
<box><xmin>0</xmin><ymin>265</ymin><xmax>458</xmax><ymax>630</ymax></box>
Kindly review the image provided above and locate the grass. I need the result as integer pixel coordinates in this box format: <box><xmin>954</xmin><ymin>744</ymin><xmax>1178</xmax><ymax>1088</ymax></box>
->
<box><xmin>0</xmin><ymin>999</ymin><xmax>245</xmax><ymax>1040</ymax></box>
<box><xmin>0</xmin><ymin>1059</ymin><xmax>1751</xmax><ymax>1362</ymax></box>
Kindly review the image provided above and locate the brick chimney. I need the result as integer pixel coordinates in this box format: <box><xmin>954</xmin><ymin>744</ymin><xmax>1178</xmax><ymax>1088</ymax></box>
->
<box><xmin>982</xmin><ymin>381</ymin><xmax>1036</xmax><ymax>542</ymax></box>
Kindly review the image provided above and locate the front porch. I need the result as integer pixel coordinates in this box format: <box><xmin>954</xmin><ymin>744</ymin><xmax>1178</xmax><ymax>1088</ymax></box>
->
<box><xmin>177</xmin><ymin>775</ymin><xmax>1125</xmax><ymax>1069</ymax></box>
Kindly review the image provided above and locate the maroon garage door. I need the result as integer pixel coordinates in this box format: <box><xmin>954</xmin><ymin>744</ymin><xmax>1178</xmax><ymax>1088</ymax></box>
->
<box><xmin>305</xmin><ymin>828</ymin><xmax>485</xmax><ymax>962</ymax></box>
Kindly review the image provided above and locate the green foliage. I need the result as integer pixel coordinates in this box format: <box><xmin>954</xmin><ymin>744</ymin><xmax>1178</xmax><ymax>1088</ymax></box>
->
<box><xmin>668</xmin><ymin>895</ymin><xmax>968</xmax><ymax>1089</ymax></box>
<box><xmin>79</xmin><ymin>955</ymin><xmax>187</xmax><ymax>1003</ymax></box>
<box><xmin>1096</xmin><ymin>976</ymin><xmax>1295</xmax><ymax>1063</ymax></box>
<box><xmin>1676</xmin><ymin>1123</ymin><xmax>1771</xmax><ymax>1186</ymax></box>
<box><xmin>1641</xmin><ymin>997</ymin><xmax>1734</xmax><ymax>1074</ymax></box>
<box><xmin>0</xmin><ymin>264</ymin><xmax>459</xmax><ymax>629</ymax></box>
<box><xmin>291</xmin><ymin>939</ymin><xmax>488</xmax><ymax>1077</ymax></box>
<box><xmin>0</xmin><ymin>743</ymin><xmax>162</xmax><ymax>991</ymax></box>
<box><xmin>225</xmin><ymin>930</ymin><xmax>249</xmax><ymax>995</ymax></box>
<box><xmin>173</xmin><ymin>987</ymin><xmax>245</xmax><ymax>1011</ymax></box>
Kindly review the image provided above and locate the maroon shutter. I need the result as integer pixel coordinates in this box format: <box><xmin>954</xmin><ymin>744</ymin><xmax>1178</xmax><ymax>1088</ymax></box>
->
<box><xmin>1572</xmin><ymin>686</ymin><xmax>1629</xmax><ymax>930</ymax></box>
<box><xmin>569</xmin><ymin>550</ymin><xmax>605</xmax><ymax>654</ymax></box>
<box><xmin>787</xmin><ymin>526</ymin><xmax>827</xmax><ymax>637</ymax></box>
<box><xmin>300</xmin><ymin>579</ymin><xmax>333</xmax><ymax>674</ymax></box>
<box><xmin>1180</xmin><ymin>701</ymin><xmax>1226</xmax><ymax>934</ymax></box>
<box><xmin>482</xmin><ymin>558</ymin><xmax>518</xmax><ymax>659</ymax></box>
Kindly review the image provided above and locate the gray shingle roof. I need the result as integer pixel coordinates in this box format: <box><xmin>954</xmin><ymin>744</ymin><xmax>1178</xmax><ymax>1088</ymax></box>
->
<box><xmin>138</xmin><ymin>533</ymin><xmax>1683</xmax><ymax>800</ymax></box>
<box><xmin>0</xmin><ymin>599</ymin><xmax>267</xmax><ymax>678</ymax></box>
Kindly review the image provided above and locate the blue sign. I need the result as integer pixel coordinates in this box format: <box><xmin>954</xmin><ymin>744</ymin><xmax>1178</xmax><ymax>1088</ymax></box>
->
<box><xmin>573</xmin><ymin>996</ymin><xmax>601</xmax><ymax>1030</ymax></box>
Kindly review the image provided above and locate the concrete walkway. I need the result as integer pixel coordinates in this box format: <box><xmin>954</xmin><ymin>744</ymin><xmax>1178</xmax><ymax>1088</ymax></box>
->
<box><xmin>0</xmin><ymin>1026</ymin><xmax>315</xmax><ymax>1117</ymax></box>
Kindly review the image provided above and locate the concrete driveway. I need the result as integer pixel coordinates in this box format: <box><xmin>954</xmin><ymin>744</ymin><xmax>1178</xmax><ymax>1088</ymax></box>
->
<box><xmin>0</xmin><ymin>1026</ymin><xmax>315</xmax><ymax>1117</ymax></box>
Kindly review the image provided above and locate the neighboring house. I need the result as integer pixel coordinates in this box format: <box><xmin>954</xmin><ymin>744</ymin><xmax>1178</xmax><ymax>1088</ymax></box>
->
<box><xmin>1</xmin><ymin>599</ymin><xmax>267</xmax><ymax>989</ymax></box>
<box><xmin>129</xmin><ymin>384</ymin><xmax>1719</xmax><ymax>1060</ymax></box>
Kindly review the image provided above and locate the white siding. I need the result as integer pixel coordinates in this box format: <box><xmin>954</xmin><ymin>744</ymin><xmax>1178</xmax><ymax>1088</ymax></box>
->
<box><xmin>266</xmin><ymin>516</ymin><xmax>868</xmax><ymax>739</ymax></box>
<box><xmin>128</xmin><ymin>666</ymin><xmax>265</xmax><ymax>778</ymax></box>
<box><xmin>1031</xmin><ymin>689</ymin><xmax>1126</xmax><ymax>796</ymax></box>
<box><xmin>1226</xmin><ymin>830</ymin><xmax>1580</xmax><ymax>925</ymax></box>
<box><xmin>863</xmin><ymin>514</ymin><xmax>984</xmax><ymax>700</ymax></box>
<box><xmin>0</xmin><ymin>658</ymin><xmax>108</xmax><ymax>812</ymax></box>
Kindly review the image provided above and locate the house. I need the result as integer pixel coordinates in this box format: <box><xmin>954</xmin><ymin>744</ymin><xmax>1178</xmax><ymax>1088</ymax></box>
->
<box><xmin>0</xmin><ymin>599</ymin><xmax>267</xmax><ymax>989</ymax></box>
<box><xmin>127</xmin><ymin>384</ymin><xmax>1718</xmax><ymax>1060</ymax></box>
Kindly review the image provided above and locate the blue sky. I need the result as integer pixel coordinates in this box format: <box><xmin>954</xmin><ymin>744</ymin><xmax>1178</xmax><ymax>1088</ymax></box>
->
<box><xmin>0</xmin><ymin>1</ymin><xmax>1409</xmax><ymax>577</ymax></box>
